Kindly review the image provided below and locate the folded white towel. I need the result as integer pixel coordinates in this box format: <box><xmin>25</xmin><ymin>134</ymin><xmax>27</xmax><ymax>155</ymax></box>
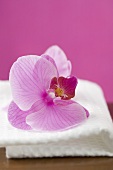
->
<box><xmin>0</xmin><ymin>80</ymin><xmax>113</xmax><ymax>158</ymax></box>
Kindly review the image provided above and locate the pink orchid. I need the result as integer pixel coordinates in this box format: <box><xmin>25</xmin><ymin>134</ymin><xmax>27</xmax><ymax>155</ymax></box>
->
<box><xmin>45</xmin><ymin>45</ymin><xmax>72</xmax><ymax>77</ymax></box>
<box><xmin>8</xmin><ymin>46</ymin><xmax>89</xmax><ymax>132</ymax></box>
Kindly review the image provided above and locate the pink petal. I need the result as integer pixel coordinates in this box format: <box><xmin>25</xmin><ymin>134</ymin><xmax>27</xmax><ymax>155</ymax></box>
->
<box><xmin>58</xmin><ymin>76</ymin><xmax>78</xmax><ymax>100</ymax></box>
<box><xmin>26</xmin><ymin>99</ymin><xmax>88</xmax><ymax>132</ymax></box>
<box><xmin>45</xmin><ymin>45</ymin><xmax>72</xmax><ymax>77</ymax></box>
<box><xmin>9</xmin><ymin>55</ymin><xmax>41</xmax><ymax>111</ymax></box>
<box><xmin>41</xmin><ymin>54</ymin><xmax>59</xmax><ymax>76</ymax></box>
<box><xmin>8</xmin><ymin>101</ymin><xmax>32</xmax><ymax>130</ymax></box>
<box><xmin>41</xmin><ymin>55</ymin><xmax>57</xmax><ymax>69</ymax></box>
<box><xmin>33</xmin><ymin>57</ymin><xmax>58</xmax><ymax>92</ymax></box>
<box><xmin>8</xmin><ymin>99</ymin><xmax>45</xmax><ymax>130</ymax></box>
<box><xmin>84</xmin><ymin>108</ymin><xmax>89</xmax><ymax>117</ymax></box>
<box><xmin>9</xmin><ymin>56</ymin><xmax>58</xmax><ymax>111</ymax></box>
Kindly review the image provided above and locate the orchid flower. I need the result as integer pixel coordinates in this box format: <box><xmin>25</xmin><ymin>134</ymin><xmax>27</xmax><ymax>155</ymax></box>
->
<box><xmin>8</xmin><ymin>46</ymin><xmax>89</xmax><ymax>132</ymax></box>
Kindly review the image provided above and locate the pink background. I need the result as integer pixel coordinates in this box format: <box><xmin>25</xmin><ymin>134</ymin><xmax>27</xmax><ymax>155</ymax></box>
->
<box><xmin>0</xmin><ymin>0</ymin><xmax>113</xmax><ymax>102</ymax></box>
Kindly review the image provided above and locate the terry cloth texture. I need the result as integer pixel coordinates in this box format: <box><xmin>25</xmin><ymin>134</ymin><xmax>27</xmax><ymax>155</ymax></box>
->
<box><xmin>0</xmin><ymin>80</ymin><xmax>113</xmax><ymax>158</ymax></box>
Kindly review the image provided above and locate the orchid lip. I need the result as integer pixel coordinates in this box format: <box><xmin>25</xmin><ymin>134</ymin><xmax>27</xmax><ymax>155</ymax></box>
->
<box><xmin>50</xmin><ymin>76</ymin><xmax>78</xmax><ymax>100</ymax></box>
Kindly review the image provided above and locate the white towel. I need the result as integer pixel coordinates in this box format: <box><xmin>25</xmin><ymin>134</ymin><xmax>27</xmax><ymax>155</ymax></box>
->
<box><xmin>0</xmin><ymin>80</ymin><xmax>113</xmax><ymax>158</ymax></box>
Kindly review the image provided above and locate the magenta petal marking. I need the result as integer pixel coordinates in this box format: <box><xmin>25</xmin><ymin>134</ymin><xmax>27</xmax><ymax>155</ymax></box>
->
<box><xmin>26</xmin><ymin>99</ymin><xmax>88</xmax><ymax>132</ymax></box>
<box><xmin>58</xmin><ymin>76</ymin><xmax>78</xmax><ymax>99</ymax></box>
<box><xmin>45</xmin><ymin>45</ymin><xmax>72</xmax><ymax>77</ymax></box>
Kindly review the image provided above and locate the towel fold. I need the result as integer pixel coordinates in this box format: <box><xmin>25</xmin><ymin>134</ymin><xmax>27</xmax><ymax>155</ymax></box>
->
<box><xmin>0</xmin><ymin>80</ymin><xmax>113</xmax><ymax>158</ymax></box>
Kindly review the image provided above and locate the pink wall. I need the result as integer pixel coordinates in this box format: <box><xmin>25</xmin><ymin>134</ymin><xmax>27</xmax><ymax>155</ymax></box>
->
<box><xmin>0</xmin><ymin>0</ymin><xmax>113</xmax><ymax>102</ymax></box>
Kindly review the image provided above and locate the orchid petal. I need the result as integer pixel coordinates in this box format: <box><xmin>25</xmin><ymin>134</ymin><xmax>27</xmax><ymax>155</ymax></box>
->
<box><xmin>45</xmin><ymin>45</ymin><xmax>72</xmax><ymax>77</ymax></box>
<box><xmin>33</xmin><ymin>57</ymin><xmax>58</xmax><ymax>92</ymax></box>
<box><xmin>9</xmin><ymin>56</ymin><xmax>58</xmax><ymax>111</ymax></box>
<box><xmin>58</xmin><ymin>76</ymin><xmax>78</xmax><ymax>99</ymax></box>
<box><xmin>9</xmin><ymin>55</ymin><xmax>41</xmax><ymax>111</ymax></box>
<box><xmin>8</xmin><ymin>99</ymin><xmax>45</xmax><ymax>130</ymax></box>
<box><xmin>26</xmin><ymin>99</ymin><xmax>88</xmax><ymax>132</ymax></box>
<box><xmin>8</xmin><ymin>101</ymin><xmax>32</xmax><ymax>130</ymax></box>
<box><xmin>84</xmin><ymin>108</ymin><xmax>89</xmax><ymax>117</ymax></box>
<box><xmin>41</xmin><ymin>55</ymin><xmax>57</xmax><ymax>69</ymax></box>
<box><xmin>41</xmin><ymin>54</ymin><xmax>59</xmax><ymax>76</ymax></box>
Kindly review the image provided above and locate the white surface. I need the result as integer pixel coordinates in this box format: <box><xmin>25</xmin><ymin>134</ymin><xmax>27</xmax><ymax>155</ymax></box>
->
<box><xmin>0</xmin><ymin>80</ymin><xmax>113</xmax><ymax>158</ymax></box>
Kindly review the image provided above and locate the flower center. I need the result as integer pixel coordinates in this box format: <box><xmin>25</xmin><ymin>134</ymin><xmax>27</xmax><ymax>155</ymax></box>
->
<box><xmin>50</xmin><ymin>76</ymin><xmax>77</xmax><ymax>100</ymax></box>
<box><xmin>55</xmin><ymin>87</ymin><xmax>64</xmax><ymax>97</ymax></box>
